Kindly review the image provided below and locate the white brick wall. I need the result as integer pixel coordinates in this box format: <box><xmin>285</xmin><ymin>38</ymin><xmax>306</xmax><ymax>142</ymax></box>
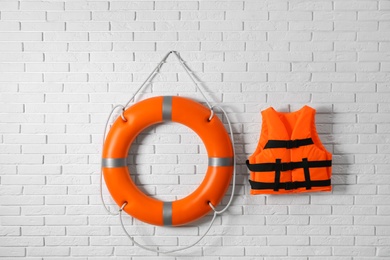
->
<box><xmin>0</xmin><ymin>0</ymin><xmax>389</xmax><ymax>258</ymax></box>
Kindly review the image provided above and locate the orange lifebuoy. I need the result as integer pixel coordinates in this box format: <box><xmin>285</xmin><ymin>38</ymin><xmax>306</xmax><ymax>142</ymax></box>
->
<box><xmin>102</xmin><ymin>96</ymin><xmax>234</xmax><ymax>226</ymax></box>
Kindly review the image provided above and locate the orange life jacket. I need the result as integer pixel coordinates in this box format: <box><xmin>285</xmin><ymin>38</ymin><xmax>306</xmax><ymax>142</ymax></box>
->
<box><xmin>247</xmin><ymin>105</ymin><xmax>332</xmax><ymax>194</ymax></box>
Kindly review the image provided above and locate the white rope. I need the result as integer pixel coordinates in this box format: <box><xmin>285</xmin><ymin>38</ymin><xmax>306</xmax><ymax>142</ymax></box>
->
<box><xmin>99</xmin><ymin>104</ymin><xmax>126</xmax><ymax>216</ymax></box>
<box><xmin>171</xmin><ymin>51</ymin><xmax>213</xmax><ymax>112</ymax></box>
<box><xmin>119</xmin><ymin>202</ymin><xmax>218</xmax><ymax>254</ymax></box>
<box><xmin>118</xmin><ymin>104</ymin><xmax>236</xmax><ymax>254</ymax></box>
<box><xmin>120</xmin><ymin>51</ymin><xmax>214</xmax><ymax>121</ymax></box>
<box><xmin>100</xmin><ymin>50</ymin><xmax>236</xmax><ymax>253</ymax></box>
<box><xmin>122</xmin><ymin>51</ymin><xmax>172</xmax><ymax>111</ymax></box>
<box><xmin>207</xmin><ymin>105</ymin><xmax>236</xmax><ymax>215</ymax></box>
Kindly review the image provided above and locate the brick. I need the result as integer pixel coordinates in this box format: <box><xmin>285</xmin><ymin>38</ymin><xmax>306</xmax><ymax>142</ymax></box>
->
<box><xmin>200</xmin><ymin>21</ymin><xmax>243</xmax><ymax>32</ymax></box>
<box><xmin>270</xmin><ymin>52</ymin><xmax>312</xmax><ymax>62</ymax></box>
<box><xmin>0</xmin><ymin>2</ymin><xmax>19</xmax><ymax>11</ymax></box>
<box><xmin>0</xmin><ymin>154</ymin><xmax>43</xmax><ymax>164</ymax></box>
<box><xmin>200</xmin><ymin>2</ymin><xmax>244</xmax><ymax>10</ymax></box>
<box><xmin>67</xmin><ymin>226</ymin><xmax>110</xmax><ymax>236</ymax></box>
<box><xmin>23</xmin><ymin>144</ymin><xmax>65</xmax><ymax>154</ymax></box>
<box><xmin>93</xmin><ymin>11</ymin><xmax>135</xmax><ymax>21</ymax></box>
<box><xmin>46</xmin><ymin>216</ymin><xmax>88</xmax><ymax>226</ymax></box>
<box><xmin>244</xmin><ymin>205</ymin><xmax>287</xmax><ymax>215</ymax></box>
<box><xmin>290</xmin><ymin>1</ymin><xmax>332</xmax><ymax>11</ymax></box>
<box><xmin>48</xmin><ymin>11</ymin><xmax>91</xmax><ymax>22</ymax></box>
<box><xmin>44</xmin><ymin>72</ymin><xmax>87</xmax><ymax>83</ymax></box>
<box><xmin>334</xmin><ymin>246</ymin><xmax>376</xmax><ymax>256</ymax></box>
<box><xmin>47</xmin><ymin>176</ymin><xmax>91</xmax><ymax>185</ymax></box>
<box><xmin>22</xmin><ymin>22</ymin><xmax>65</xmax><ymax>31</ymax></box>
<box><xmin>2</xmin><ymin>11</ymin><xmax>46</xmax><ymax>21</ymax></box>
<box><xmin>246</xmin><ymin>246</ymin><xmax>287</xmax><ymax>256</ymax></box>
<box><xmin>1</xmin><ymin>216</ymin><xmax>44</xmax><ymax>226</ymax></box>
<box><xmin>44</xmin><ymin>53</ymin><xmax>89</xmax><ymax>63</ymax></box>
<box><xmin>0</xmin><ymin>226</ymin><xmax>20</xmax><ymax>236</ymax></box>
<box><xmin>45</xmin><ymin>236</ymin><xmax>89</xmax><ymax>246</ymax></box>
<box><xmin>181</xmin><ymin>11</ymin><xmax>224</xmax><ymax>21</ymax></box>
<box><xmin>0</xmin><ymin>195</ymin><xmax>43</xmax><ymax>206</ymax></box>
<box><xmin>22</xmin><ymin>205</ymin><xmax>65</xmax><ymax>216</ymax></box>
<box><xmin>111</xmin><ymin>22</ymin><xmax>154</xmax><ymax>32</ymax></box>
<box><xmin>156</xmin><ymin>1</ymin><xmax>198</xmax><ymax>10</ymax></box>
<box><xmin>289</xmin><ymin>205</ymin><xmax>331</xmax><ymax>215</ymax></box>
<box><xmin>0</xmin><ymin>21</ymin><xmax>20</xmax><ymax>32</ymax></box>
<box><xmin>204</xmin><ymin>246</ymin><xmax>244</xmax><ymax>256</ymax></box>
<box><xmin>333</xmin><ymin>124</ymin><xmax>375</xmax><ymax>134</ymax></box>
<box><xmin>115</xmin><ymin>246</ymin><xmax>158</xmax><ymax>256</ymax></box>
<box><xmin>0</xmin><ymin>237</ymin><xmax>44</xmax><ymax>246</ymax></box>
<box><xmin>245</xmin><ymin>21</ymin><xmax>288</xmax><ymax>32</ymax></box>
<box><xmin>266</xmin><ymin>216</ymin><xmax>309</xmax><ymax>225</ymax></box>
<box><xmin>245</xmin><ymin>1</ymin><xmax>287</xmax><ymax>10</ymax></box>
<box><xmin>0</xmin><ymin>186</ymin><xmax>22</xmax><ymax>196</ymax></box>
<box><xmin>226</xmin><ymin>11</ymin><xmax>268</xmax><ymax>21</ymax></box>
<box><xmin>66</xmin><ymin>1</ymin><xmax>107</xmax><ymax>11</ymax></box>
<box><xmin>44</xmin><ymin>32</ymin><xmax>88</xmax><ymax>41</ymax></box>
<box><xmin>67</xmin><ymin>22</ymin><xmax>110</xmax><ymax>31</ymax></box>
<box><xmin>27</xmin><ymin>247</ymin><xmax>70</xmax><ymax>256</ymax></box>
<box><xmin>355</xmin><ymin>216</ymin><xmax>390</xmax><ymax>225</ymax></box>
<box><xmin>268</xmin><ymin>236</ymin><xmax>309</xmax><ymax>246</ymax></box>
<box><xmin>332</xmin><ymin>225</ymin><xmax>375</xmax><ymax>236</ymax></box>
<box><xmin>69</xmin><ymin>42</ymin><xmax>112</xmax><ymax>52</ymax></box>
<box><xmin>110</xmin><ymin>2</ymin><xmax>153</xmax><ymax>10</ymax></box>
<box><xmin>289</xmin><ymin>246</ymin><xmax>331</xmax><ymax>256</ymax></box>
<box><xmin>71</xmin><ymin>246</ymin><xmax>114</xmax><ymax>256</ymax></box>
<box><xmin>270</xmin><ymin>11</ymin><xmax>312</xmax><ymax>21</ymax></box>
<box><xmin>22</xmin><ymin>226</ymin><xmax>65</xmax><ymax>236</ymax></box>
<box><xmin>311</xmin><ymin>236</ymin><xmax>354</xmax><ymax>246</ymax></box>
<box><xmin>223</xmin><ymin>236</ymin><xmax>265</xmax><ymax>246</ymax></box>
<box><xmin>137</xmin><ymin>11</ymin><xmax>180</xmax><ymax>21</ymax></box>
<box><xmin>46</xmin><ymin>113</ymin><xmax>89</xmax><ymax>124</ymax></box>
<box><xmin>0</xmin><ymin>248</ymin><xmax>25</xmax><ymax>257</ymax></box>
<box><xmin>335</xmin><ymin>1</ymin><xmax>378</xmax><ymax>10</ymax></box>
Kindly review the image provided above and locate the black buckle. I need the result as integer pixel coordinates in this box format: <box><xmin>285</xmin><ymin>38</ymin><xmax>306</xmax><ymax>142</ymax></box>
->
<box><xmin>286</xmin><ymin>140</ymin><xmax>298</xmax><ymax>149</ymax></box>
<box><xmin>284</xmin><ymin>182</ymin><xmax>293</xmax><ymax>190</ymax></box>
<box><xmin>284</xmin><ymin>182</ymin><xmax>299</xmax><ymax>190</ymax></box>
<box><xmin>280</xmin><ymin>162</ymin><xmax>292</xmax><ymax>171</ymax></box>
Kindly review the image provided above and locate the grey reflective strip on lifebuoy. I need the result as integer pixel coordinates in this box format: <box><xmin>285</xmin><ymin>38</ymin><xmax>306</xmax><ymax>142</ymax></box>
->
<box><xmin>208</xmin><ymin>157</ymin><xmax>234</xmax><ymax>167</ymax></box>
<box><xmin>163</xmin><ymin>202</ymin><xmax>172</xmax><ymax>226</ymax></box>
<box><xmin>162</xmin><ymin>96</ymin><xmax>173</xmax><ymax>121</ymax></box>
<box><xmin>102</xmin><ymin>158</ymin><xmax>127</xmax><ymax>168</ymax></box>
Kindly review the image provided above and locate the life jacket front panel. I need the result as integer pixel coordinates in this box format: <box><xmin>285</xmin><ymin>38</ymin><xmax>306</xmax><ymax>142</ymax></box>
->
<box><xmin>247</xmin><ymin>106</ymin><xmax>332</xmax><ymax>195</ymax></box>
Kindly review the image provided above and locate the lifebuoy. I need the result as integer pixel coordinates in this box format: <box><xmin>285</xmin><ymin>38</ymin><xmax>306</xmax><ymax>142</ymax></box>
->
<box><xmin>102</xmin><ymin>96</ymin><xmax>234</xmax><ymax>226</ymax></box>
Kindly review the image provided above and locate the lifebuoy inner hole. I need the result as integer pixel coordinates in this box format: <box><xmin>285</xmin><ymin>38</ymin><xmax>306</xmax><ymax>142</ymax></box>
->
<box><xmin>127</xmin><ymin>121</ymin><xmax>208</xmax><ymax>202</ymax></box>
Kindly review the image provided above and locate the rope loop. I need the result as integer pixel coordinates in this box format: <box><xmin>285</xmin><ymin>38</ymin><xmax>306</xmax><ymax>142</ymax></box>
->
<box><xmin>120</xmin><ymin>108</ymin><xmax>127</xmax><ymax>122</ymax></box>
<box><xmin>120</xmin><ymin>202</ymin><xmax>128</xmax><ymax>211</ymax></box>
<box><xmin>100</xmin><ymin>51</ymin><xmax>236</xmax><ymax>253</ymax></box>
<box><xmin>208</xmin><ymin>107</ymin><xmax>215</xmax><ymax>122</ymax></box>
<box><xmin>119</xmin><ymin>202</ymin><xmax>218</xmax><ymax>254</ymax></box>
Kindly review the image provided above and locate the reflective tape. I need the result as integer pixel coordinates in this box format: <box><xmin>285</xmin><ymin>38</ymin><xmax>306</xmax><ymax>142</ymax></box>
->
<box><xmin>162</xmin><ymin>96</ymin><xmax>173</xmax><ymax>121</ymax></box>
<box><xmin>163</xmin><ymin>202</ymin><xmax>172</xmax><ymax>226</ymax></box>
<box><xmin>102</xmin><ymin>158</ymin><xmax>127</xmax><ymax>168</ymax></box>
<box><xmin>208</xmin><ymin>157</ymin><xmax>233</xmax><ymax>167</ymax></box>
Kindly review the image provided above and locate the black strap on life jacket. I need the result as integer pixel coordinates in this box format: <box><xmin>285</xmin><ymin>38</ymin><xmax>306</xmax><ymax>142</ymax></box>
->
<box><xmin>246</xmin><ymin>159</ymin><xmax>332</xmax><ymax>172</ymax></box>
<box><xmin>302</xmin><ymin>158</ymin><xmax>311</xmax><ymax>190</ymax></box>
<box><xmin>246</xmin><ymin>158</ymin><xmax>331</xmax><ymax>191</ymax></box>
<box><xmin>264</xmin><ymin>138</ymin><xmax>314</xmax><ymax>149</ymax></box>
<box><xmin>249</xmin><ymin>179</ymin><xmax>331</xmax><ymax>191</ymax></box>
<box><xmin>274</xmin><ymin>159</ymin><xmax>281</xmax><ymax>191</ymax></box>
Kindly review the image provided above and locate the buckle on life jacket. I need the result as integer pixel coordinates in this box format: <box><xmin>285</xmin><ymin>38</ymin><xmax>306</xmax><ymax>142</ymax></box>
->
<box><xmin>286</xmin><ymin>140</ymin><xmax>299</xmax><ymax>149</ymax></box>
<box><xmin>284</xmin><ymin>182</ymin><xmax>297</xmax><ymax>190</ymax></box>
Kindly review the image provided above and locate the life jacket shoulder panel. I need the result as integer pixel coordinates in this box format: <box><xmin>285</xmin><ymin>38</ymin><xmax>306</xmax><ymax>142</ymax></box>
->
<box><xmin>247</xmin><ymin>105</ymin><xmax>332</xmax><ymax>194</ymax></box>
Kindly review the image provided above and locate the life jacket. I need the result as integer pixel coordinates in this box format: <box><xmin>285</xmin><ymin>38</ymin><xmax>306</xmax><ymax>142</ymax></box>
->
<box><xmin>246</xmin><ymin>105</ymin><xmax>332</xmax><ymax>194</ymax></box>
